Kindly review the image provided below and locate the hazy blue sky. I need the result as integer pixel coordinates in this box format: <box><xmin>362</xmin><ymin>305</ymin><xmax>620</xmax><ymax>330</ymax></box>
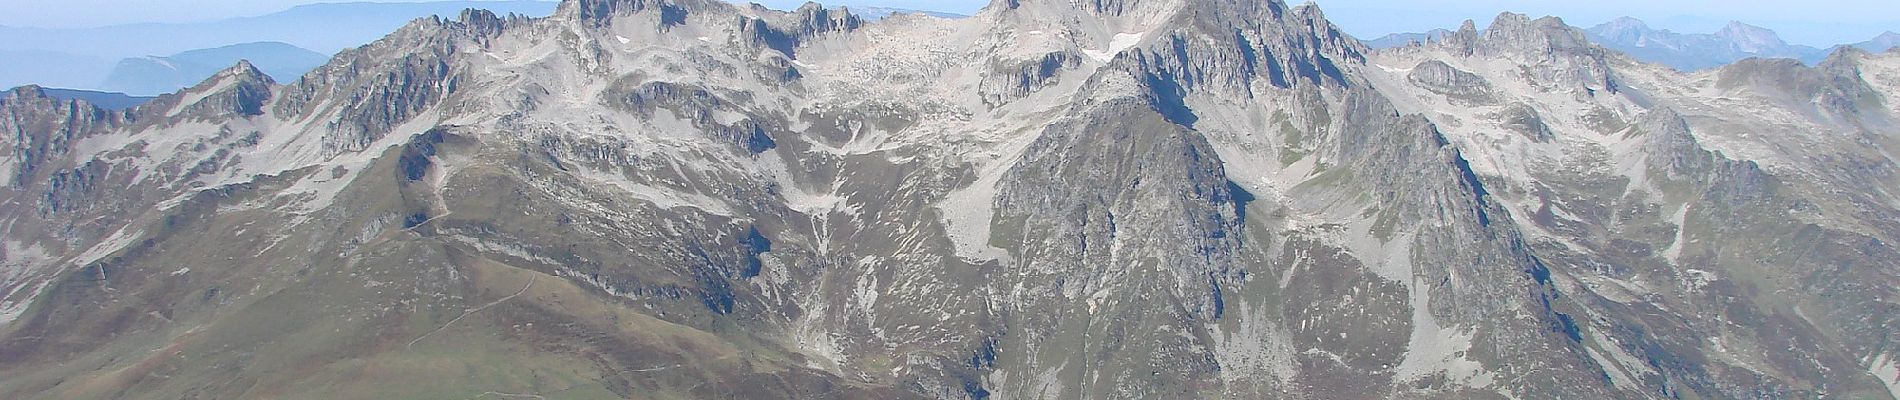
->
<box><xmin>2</xmin><ymin>0</ymin><xmax>1895</xmax><ymax>46</ymax></box>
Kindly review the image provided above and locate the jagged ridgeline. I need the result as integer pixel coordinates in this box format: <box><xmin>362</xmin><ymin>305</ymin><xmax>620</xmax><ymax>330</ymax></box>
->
<box><xmin>2</xmin><ymin>0</ymin><xmax>1898</xmax><ymax>399</ymax></box>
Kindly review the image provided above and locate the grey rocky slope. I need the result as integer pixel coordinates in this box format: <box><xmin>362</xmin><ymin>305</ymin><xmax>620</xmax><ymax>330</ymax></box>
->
<box><xmin>0</xmin><ymin>1</ymin><xmax>1896</xmax><ymax>400</ymax></box>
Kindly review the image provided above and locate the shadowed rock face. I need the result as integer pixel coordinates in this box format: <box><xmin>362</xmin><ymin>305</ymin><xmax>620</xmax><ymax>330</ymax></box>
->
<box><xmin>1</xmin><ymin>1</ymin><xmax>1899</xmax><ymax>399</ymax></box>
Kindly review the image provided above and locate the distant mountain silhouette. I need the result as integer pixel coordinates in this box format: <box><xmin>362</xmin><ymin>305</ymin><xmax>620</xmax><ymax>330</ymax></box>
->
<box><xmin>100</xmin><ymin>42</ymin><xmax>329</xmax><ymax>96</ymax></box>
<box><xmin>38</xmin><ymin>87</ymin><xmax>154</xmax><ymax>110</ymax></box>
<box><xmin>0</xmin><ymin>1</ymin><xmax>558</xmax><ymax>58</ymax></box>
<box><xmin>1582</xmin><ymin>18</ymin><xmax>1827</xmax><ymax>70</ymax></box>
<box><xmin>0</xmin><ymin>1</ymin><xmax>558</xmax><ymax>94</ymax></box>
<box><xmin>1847</xmin><ymin>31</ymin><xmax>1900</xmax><ymax>53</ymax></box>
<box><xmin>1365</xmin><ymin>29</ymin><xmax>1453</xmax><ymax>49</ymax></box>
<box><xmin>1362</xmin><ymin>17</ymin><xmax>1893</xmax><ymax>71</ymax></box>
<box><xmin>841</xmin><ymin>6</ymin><xmax>966</xmax><ymax>21</ymax></box>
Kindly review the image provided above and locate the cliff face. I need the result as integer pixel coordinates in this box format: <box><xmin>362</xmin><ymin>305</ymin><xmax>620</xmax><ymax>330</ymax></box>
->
<box><xmin>1</xmin><ymin>1</ymin><xmax>1898</xmax><ymax>399</ymax></box>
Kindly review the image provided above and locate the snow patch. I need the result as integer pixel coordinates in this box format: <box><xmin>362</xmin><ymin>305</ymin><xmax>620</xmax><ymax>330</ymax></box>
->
<box><xmin>936</xmin><ymin>126</ymin><xmax>1043</xmax><ymax>263</ymax></box>
<box><xmin>0</xmin><ymin>240</ymin><xmax>58</xmax><ymax>326</ymax></box>
<box><xmin>1212</xmin><ymin>297</ymin><xmax>1300</xmax><ymax>387</ymax></box>
<box><xmin>0</xmin><ymin>280</ymin><xmax>51</xmax><ymax>326</ymax></box>
<box><xmin>1870</xmin><ymin>353</ymin><xmax>1900</xmax><ymax>399</ymax></box>
<box><xmin>1661</xmin><ymin>204</ymin><xmax>1691</xmax><ymax>263</ymax></box>
<box><xmin>1394</xmin><ymin>270</ymin><xmax>1494</xmax><ymax>389</ymax></box>
<box><xmin>571</xmin><ymin>166</ymin><xmax>735</xmax><ymax>217</ymax></box>
<box><xmin>791</xmin><ymin>299</ymin><xmax>848</xmax><ymax>370</ymax></box>
<box><xmin>1587</xmin><ymin>345</ymin><xmax>1639</xmax><ymax>390</ymax></box>
<box><xmin>449</xmin><ymin>235</ymin><xmax>563</xmax><ymax>267</ymax></box>
<box><xmin>75</xmin><ymin>227</ymin><xmax>145</xmax><ymax>266</ymax></box>
<box><xmin>1682</xmin><ymin>269</ymin><xmax>1718</xmax><ymax>292</ymax></box>
<box><xmin>1083</xmin><ymin>32</ymin><xmax>1146</xmax><ymax>62</ymax></box>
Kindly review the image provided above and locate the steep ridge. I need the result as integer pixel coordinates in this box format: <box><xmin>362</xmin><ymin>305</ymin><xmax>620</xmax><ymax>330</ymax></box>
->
<box><xmin>0</xmin><ymin>1</ymin><xmax>1896</xmax><ymax>399</ymax></box>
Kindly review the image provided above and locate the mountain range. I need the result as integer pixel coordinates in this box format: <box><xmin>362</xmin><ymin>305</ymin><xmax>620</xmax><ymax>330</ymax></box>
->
<box><xmin>1856</xmin><ymin>31</ymin><xmax>1900</xmax><ymax>53</ymax></box>
<box><xmin>35</xmin><ymin>88</ymin><xmax>154</xmax><ymax>111</ymax></box>
<box><xmin>1374</xmin><ymin>17</ymin><xmax>1900</xmax><ymax>71</ymax></box>
<box><xmin>1364</xmin><ymin>28</ymin><xmax>1452</xmax><ymax>49</ymax></box>
<box><xmin>1584</xmin><ymin>18</ymin><xmax>1833</xmax><ymax>70</ymax></box>
<box><xmin>99</xmin><ymin>42</ymin><xmax>331</xmax><ymax>96</ymax></box>
<box><xmin>0</xmin><ymin>1</ymin><xmax>561</xmax><ymax>91</ymax></box>
<box><xmin>1</xmin><ymin>0</ymin><xmax>1898</xmax><ymax>399</ymax></box>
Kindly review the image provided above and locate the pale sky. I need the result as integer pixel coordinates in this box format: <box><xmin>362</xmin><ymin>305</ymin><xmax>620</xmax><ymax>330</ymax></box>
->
<box><xmin>2</xmin><ymin>0</ymin><xmax>1895</xmax><ymax>47</ymax></box>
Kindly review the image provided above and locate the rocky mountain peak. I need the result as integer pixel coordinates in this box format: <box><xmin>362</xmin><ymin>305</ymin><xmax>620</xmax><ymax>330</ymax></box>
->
<box><xmin>1443</xmin><ymin>18</ymin><xmax>1481</xmax><ymax>45</ymax></box>
<box><xmin>993</xmin><ymin>0</ymin><xmax>1187</xmax><ymax>14</ymax></box>
<box><xmin>991</xmin><ymin>0</ymin><xmax>1297</xmax><ymax>27</ymax></box>
<box><xmin>219</xmin><ymin>59</ymin><xmax>271</xmax><ymax>83</ymax></box>
<box><xmin>448</xmin><ymin>8</ymin><xmax>524</xmax><ymax>38</ymax></box>
<box><xmin>1439</xmin><ymin>12</ymin><xmax>1597</xmax><ymax>60</ymax></box>
<box><xmin>1486</xmin><ymin>13</ymin><xmax>1591</xmax><ymax>51</ymax></box>
<box><xmin>1631</xmin><ymin>107</ymin><xmax>1714</xmax><ymax>179</ymax></box>
<box><xmin>781</xmin><ymin>2</ymin><xmax>864</xmax><ymax>37</ymax></box>
<box><xmin>1822</xmin><ymin>45</ymin><xmax>1873</xmax><ymax>68</ymax></box>
<box><xmin>155</xmin><ymin>60</ymin><xmax>276</xmax><ymax>118</ymax></box>
<box><xmin>731</xmin><ymin>1</ymin><xmax>861</xmax><ymax>58</ymax></box>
